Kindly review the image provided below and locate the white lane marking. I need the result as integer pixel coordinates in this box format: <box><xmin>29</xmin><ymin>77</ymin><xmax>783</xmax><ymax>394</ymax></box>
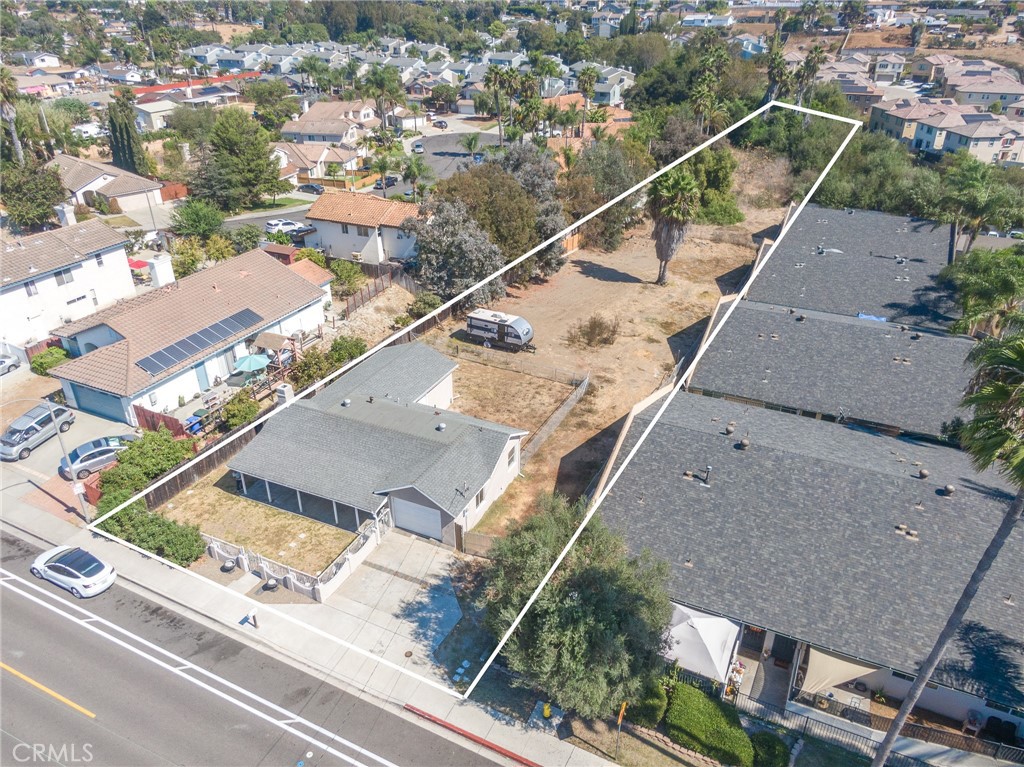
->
<box><xmin>0</xmin><ymin>569</ymin><xmax>401</xmax><ymax>767</ymax></box>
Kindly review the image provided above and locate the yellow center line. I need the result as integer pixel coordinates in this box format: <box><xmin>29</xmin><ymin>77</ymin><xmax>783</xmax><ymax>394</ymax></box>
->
<box><xmin>0</xmin><ymin>660</ymin><xmax>96</xmax><ymax>719</ymax></box>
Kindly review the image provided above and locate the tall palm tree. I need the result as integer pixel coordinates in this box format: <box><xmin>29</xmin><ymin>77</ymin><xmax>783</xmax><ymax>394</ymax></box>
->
<box><xmin>533</xmin><ymin>56</ymin><xmax>560</xmax><ymax>97</ymax></box>
<box><xmin>647</xmin><ymin>167</ymin><xmax>701</xmax><ymax>285</ymax></box>
<box><xmin>408</xmin><ymin>102</ymin><xmax>423</xmax><ymax>131</ymax></box>
<box><xmin>0</xmin><ymin>66</ymin><xmax>25</xmax><ymax>166</ymax></box>
<box><xmin>871</xmin><ymin>335</ymin><xmax>1024</xmax><ymax>766</ymax></box>
<box><xmin>795</xmin><ymin>44</ymin><xmax>826</xmax><ymax>111</ymax></box>
<box><xmin>762</xmin><ymin>33</ymin><xmax>788</xmax><ymax>106</ymax></box>
<box><xmin>363</xmin><ymin>64</ymin><xmax>405</xmax><ymax>129</ymax></box>
<box><xmin>460</xmin><ymin>131</ymin><xmax>481</xmax><ymax>156</ymax></box>
<box><xmin>560</xmin><ymin>145</ymin><xmax>577</xmax><ymax>171</ymax></box>
<box><xmin>561</xmin><ymin>103</ymin><xmax>582</xmax><ymax>144</ymax></box>
<box><xmin>402</xmin><ymin>154</ymin><xmax>433</xmax><ymax>201</ymax></box>
<box><xmin>938</xmin><ymin>155</ymin><xmax>1020</xmax><ymax>254</ymax></box>
<box><xmin>484</xmin><ymin>65</ymin><xmax>507</xmax><ymax>147</ymax></box>
<box><xmin>576</xmin><ymin>65</ymin><xmax>600</xmax><ymax>141</ymax></box>
<box><xmin>371</xmin><ymin>153</ymin><xmax>398</xmax><ymax>198</ymax></box>
<box><xmin>542</xmin><ymin>102</ymin><xmax>561</xmax><ymax>137</ymax></box>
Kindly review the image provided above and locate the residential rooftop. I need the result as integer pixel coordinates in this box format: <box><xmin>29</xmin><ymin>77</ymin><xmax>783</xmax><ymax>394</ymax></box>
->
<box><xmin>305</xmin><ymin>189</ymin><xmax>421</xmax><ymax>229</ymax></box>
<box><xmin>747</xmin><ymin>205</ymin><xmax>957</xmax><ymax>329</ymax></box>
<box><xmin>689</xmin><ymin>301</ymin><xmax>973</xmax><ymax>438</ymax></box>
<box><xmin>0</xmin><ymin>219</ymin><xmax>128</xmax><ymax>287</ymax></box>
<box><xmin>600</xmin><ymin>392</ymin><xmax>1024</xmax><ymax>707</ymax></box>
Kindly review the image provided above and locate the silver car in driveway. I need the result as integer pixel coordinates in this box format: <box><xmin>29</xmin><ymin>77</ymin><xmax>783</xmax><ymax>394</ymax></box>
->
<box><xmin>30</xmin><ymin>546</ymin><xmax>117</xmax><ymax>598</ymax></box>
<box><xmin>59</xmin><ymin>434</ymin><xmax>137</xmax><ymax>479</ymax></box>
<box><xmin>0</xmin><ymin>404</ymin><xmax>75</xmax><ymax>461</ymax></box>
<box><xmin>0</xmin><ymin>353</ymin><xmax>19</xmax><ymax>375</ymax></box>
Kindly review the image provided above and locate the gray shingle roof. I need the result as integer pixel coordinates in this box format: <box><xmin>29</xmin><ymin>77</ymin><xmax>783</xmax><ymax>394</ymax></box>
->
<box><xmin>313</xmin><ymin>343</ymin><xmax>457</xmax><ymax>407</ymax></box>
<box><xmin>690</xmin><ymin>301</ymin><xmax>974</xmax><ymax>437</ymax></box>
<box><xmin>230</xmin><ymin>395</ymin><xmax>523</xmax><ymax>515</ymax></box>
<box><xmin>748</xmin><ymin>205</ymin><xmax>958</xmax><ymax>329</ymax></box>
<box><xmin>600</xmin><ymin>392</ymin><xmax>1024</xmax><ymax>706</ymax></box>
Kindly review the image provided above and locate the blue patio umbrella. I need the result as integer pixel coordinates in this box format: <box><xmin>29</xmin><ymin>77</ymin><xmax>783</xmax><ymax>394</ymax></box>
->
<box><xmin>233</xmin><ymin>354</ymin><xmax>270</xmax><ymax>372</ymax></box>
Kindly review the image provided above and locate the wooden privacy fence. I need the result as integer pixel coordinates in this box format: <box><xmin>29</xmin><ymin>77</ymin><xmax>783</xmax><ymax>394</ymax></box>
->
<box><xmin>133</xmin><ymin>405</ymin><xmax>188</xmax><ymax>438</ymax></box>
<box><xmin>342</xmin><ymin>270</ymin><xmax>395</xmax><ymax>317</ymax></box>
<box><xmin>521</xmin><ymin>374</ymin><xmax>589</xmax><ymax>464</ymax></box>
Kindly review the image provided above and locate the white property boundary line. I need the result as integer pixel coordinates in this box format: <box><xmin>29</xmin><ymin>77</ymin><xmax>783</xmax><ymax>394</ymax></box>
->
<box><xmin>85</xmin><ymin>101</ymin><xmax>860</xmax><ymax>703</ymax></box>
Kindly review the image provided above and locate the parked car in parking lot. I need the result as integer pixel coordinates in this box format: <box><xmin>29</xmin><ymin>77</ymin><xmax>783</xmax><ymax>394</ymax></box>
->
<box><xmin>265</xmin><ymin>219</ymin><xmax>304</xmax><ymax>234</ymax></box>
<box><xmin>1010</xmin><ymin>230</ymin><xmax>1024</xmax><ymax>240</ymax></box>
<box><xmin>59</xmin><ymin>434</ymin><xmax>137</xmax><ymax>479</ymax></box>
<box><xmin>0</xmin><ymin>404</ymin><xmax>75</xmax><ymax>461</ymax></box>
<box><xmin>0</xmin><ymin>353</ymin><xmax>19</xmax><ymax>375</ymax></box>
<box><xmin>297</xmin><ymin>183</ymin><xmax>325</xmax><ymax>195</ymax></box>
<box><xmin>31</xmin><ymin>546</ymin><xmax>117</xmax><ymax>598</ymax></box>
<box><xmin>412</xmin><ymin>141</ymin><xmax>424</xmax><ymax>154</ymax></box>
<box><xmin>473</xmin><ymin>152</ymin><xmax>485</xmax><ymax>164</ymax></box>
<box><xmin>374</xmin><ymin>175</ymin><xmax>399</xmax><ymax>189</ymax></box>
<box><xmin>433</xmin><ymin>119</ymin><xmax>448</xmax><ymax>129</ymax></box>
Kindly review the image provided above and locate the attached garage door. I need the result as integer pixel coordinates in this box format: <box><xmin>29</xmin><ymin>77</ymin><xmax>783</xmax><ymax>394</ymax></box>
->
<box><xmin>70</xmin><ymin>384</ymin><xmax>127</xmax><ymax>423</ymax></box>
<box><xmin>391</xmin><ymin>497</ymin><xmax>443</xmax><ymax>540</ymax></box>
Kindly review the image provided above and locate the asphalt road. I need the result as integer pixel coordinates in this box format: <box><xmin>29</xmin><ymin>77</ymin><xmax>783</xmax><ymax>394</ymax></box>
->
<box><xmin>0</xmin><ymin>534</ymin><xmax>498</xmax><ymax>767</ymax></box>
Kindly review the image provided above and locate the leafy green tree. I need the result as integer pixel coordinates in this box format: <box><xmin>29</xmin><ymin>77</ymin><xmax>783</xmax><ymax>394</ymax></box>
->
<box><xmin>936</xmin><ymin>153</ymin><xmax>1023</xmax><ymax>253</ymax></box>
<box><xmin>107</xmin><ymin>87</ymin><xmax>151</xmax><ymax>176</ymax></box>
<box><xmin>295</xmin><ymin>247</ymin><xmax>326</xmax><ymax>267</ymax></box>
<box><xmin>222</xmin><ymin>390</ymin><xmax>260</xmax><ymax>429</ymax></box>
<box><xmin>872</xmin><ymin>335</ymin><xmax>1024</xmax><ymax>765</ymax></box>
<box><xmin>204</xmin><ymin>233</ymin><xmax>234</xmax><ymax>262</ymax></box>
<box><xmin>430</xmin><ymin>83</ymin><xmax>458</xmax><ymax>112</ymax></box>
<box><xmin>648</xmin><ymin>167</ymin><xmax>701</xmax><ymax>285</ymax></box>
<box><xmin>330</xmin><ymin>259</ymin><xmax>365</xmax><ymax>296</ymax></box>
<box><xmin>2</xmin><ymin>161</ymin><xmax>65</xmax><ymax>231</ymax></box>
<box><xmin>566</xmin><ymin>141</ymin><xmax>647</xmax><ymax>251</ymax></box>
<box><xmin>170</xmin><ymin>199</ymin><xmax>224</xmax><ymax>240</ymax></box>
<box><xmin>229</xmin><ymin>224</ymin><xmax>263</xmax><ymax>254</ymax></box>
<box><xmin>265</xmin><ymin>231</ymin><xmax>293</xmax><ymax>245</ymax></box>
<box><xmin>288</xmin><ymin>348</ymin><xmax>334</xmax><ymax>390</ymax></box>
<box><xmin>328</xmin><ymin>335</ymin><xmax>367</xmax><ymax>366</ymax></box>
<box><xmin>434</xmin><ymin>163</ymin><xmax>539</xmax><ymax>265</ymax></box>
<box><xmin>404</xmin><ymin>199</ymin><xmax>506</xmax><ymax>304</ymax></box>
<box><xmin>362</xmin><ymin>64</ymin><xmax>405</xmax><ymax>128</ymax></box>
<box><xmin>30</xmin><ymin>346</ymin><xmax>70</xmax><ymax>376</ymax></box>
<box><xmin>164</xmin><ymin>106</ymin><xmax>217</xmax><ymax>145</ymax></box>
<box><xmin>204</xmin><ymin>107</ymin><xmax>283</xmax><ymax>211</ymax></box>
<box><xmin>407</xmin><ymin>292</ymin><xmax>442</xmax><ymax>319</ymax></box>
<box><xmin>685</xmin><ymin>146</ymin><xmax>743</xmax><ymax>225</ymax></box>
<box><xmin>53</xmin><ymin>97</ymin><xmax>91</xmax><ymax>124</ymax></box>
<box><xmin>481</xmin><ymin>494</ymin><xmax>672</xmax><ymax>719</ymax></box>
<box><xmin>171</xmin><ymin>237</ymin><xmax>203</xmax><ymax>278</ymax></box>
<box><xmin>246</xmin><ymin>79</ymin><xmax>298</xmax><ymax>132</ymax></box>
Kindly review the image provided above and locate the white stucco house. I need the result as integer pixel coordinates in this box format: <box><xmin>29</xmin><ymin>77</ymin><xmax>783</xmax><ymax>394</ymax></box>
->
<box><xmin>305</xmin><ymin>190</ymin><xmax>420</xmax><ymax>264</ymax></box>
<box><xmin>133</xmin><ymin>99</ymin><xmax>179</xmax><ymax>132</ymax></box>
<box><xmin>0</xmin><ymin>220</ymin><xmax>135</xmax><ymax>362</ymax></box>
<box><xmin>47</xmin><ymin>154</ymin><xmax>163</xmax><ymax>214</ymax></box>
<box><xmin>49</xmin><ymin>250</ymin><xmax>327</xmax><ymax>425</ymax></box>
<box><xmin>229</xmin><ymin>343</ymin><xmax>527</xmax><ymax>543</ymax></box>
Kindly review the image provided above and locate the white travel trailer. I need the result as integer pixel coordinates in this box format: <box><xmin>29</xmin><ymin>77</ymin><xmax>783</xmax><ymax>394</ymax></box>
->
<box><xmin>465</xmin><ymin>309</ymin><xmax>535</xmax><ymax>352</ymax></box>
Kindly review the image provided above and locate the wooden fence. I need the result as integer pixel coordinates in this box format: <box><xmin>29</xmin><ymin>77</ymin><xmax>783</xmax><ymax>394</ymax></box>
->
<box><xmin>24</xmin><ymin>337</ymin><xmax>62</xmax><ymax>361</ymax></box>
<box><xmin>340</xmin><ymin>265</ymin><xmax>421</xmax><ymax>317</ymax></box>
<box><xmin>521</xmin><ymin>373</ymin><xmax>589</xmax><ymax>464</ymax></box>
<box><xmin>133</xmin><ymin>404</ymin><xmax>188</xmax><ymax>438</ymax></box>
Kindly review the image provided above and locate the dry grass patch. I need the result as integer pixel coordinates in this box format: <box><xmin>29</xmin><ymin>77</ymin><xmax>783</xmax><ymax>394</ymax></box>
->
<box><xmin>447</xmin><ymin>359</ymin><xmax>572</xmax><ymax>435</ymax></box>
<box><xmin>566</xmin><ymin>717</ymin><xmax>704</xmax><ymax>767</ymax></box>
<box><xmin>161</xmin><ymin>465</ymin><xmax>355</xmax><ymax>574</ymax></box>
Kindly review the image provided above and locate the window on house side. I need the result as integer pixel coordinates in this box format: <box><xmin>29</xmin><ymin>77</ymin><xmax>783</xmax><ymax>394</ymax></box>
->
<box><xmin>24</xmin><ymin>280</ymin><xmax>38</xmax><ymax>297</ymax></box>
<box><xmin>341</xmin><ymin>224</ymin><xmax>349</xmax><ymax>234</ymax></box>
<box><xmin>507</xmin><ymin>447</ymin><xmax>515</xmax><ymax>468</ymax></box>
<box><xmin>357</xmin><ymin>225</ymin><xmax>370</xmax><ymax>237</ymax></box>
<box><xmin>95</xmin><ymin>253</ymin><xmax>104</xmax><ymax>266</ymax></box>
<box><xmin>476</xmin><ymin>488</ymin><xmax>485</xmax><ymax>507</ymax></box>
<box><xmin>55</xmin><ymin>268</ymin><xmax>74</xmax><ymax>285</ymax></box>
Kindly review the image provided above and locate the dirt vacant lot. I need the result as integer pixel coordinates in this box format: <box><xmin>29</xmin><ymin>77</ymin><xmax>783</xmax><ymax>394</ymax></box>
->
<box><xmin>447</xmin><ymin>358</ymin><xmax>572</xmax><ymax>437</ymax></box>
<box><xmin>161</xmin><ymin>464</ymin><xmax>356</xmax><ymax>575</ymax></box>
<box><xmin>330</xmin><ymin>284</ymin><xmax>415</xmax><ymax>347</ymax></box>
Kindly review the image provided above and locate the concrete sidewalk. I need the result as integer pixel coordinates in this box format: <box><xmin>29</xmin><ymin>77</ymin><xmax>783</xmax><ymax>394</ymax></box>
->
<box><xmin>0</xmin><ymin>502</ymin><xmax>607</xmax><ymax>767</ymax></box>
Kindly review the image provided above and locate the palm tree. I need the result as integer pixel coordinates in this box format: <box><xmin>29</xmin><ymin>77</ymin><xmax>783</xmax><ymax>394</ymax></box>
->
<box><xmin>363</xmin><ymin>64</ymin><xmax>405</xmax><ymax>129</ymax></box>
<box><xmin>576</xmin><ymin>65</ymin><xmax>600</xmax><ymax>141</ymax></box>
<box><xmin>939</xmin><ymin>154</ymin><xmax>1020</xmax><ymax>254</ymax></box>
<box><xmin>533</xmin><ymin>56</ymin><xmax>560</xmax><ymax>97</ymax></box>
<box><xmin>561</xmin><ymin>103</ymin><xmax>582</xmax><ymax>143</ymax></box>
<box><xmin>560</xmin><ymin>146</ymin><xmax>577</xmax><ymax>170</ymax></box>
<box><xmin>542</xmin><ymin>102</ymin><xmax>561</xmax><ymax>137</ymax></box>
<box><xmin>402</xmin><ymin>154</ymin><xmax>433</xmax><ymax>201</ymax></box>
<box><xmin>939</xmin><ymin>249</ymin><xmax>1024</xmax><ymax>338</ymax></box>
<box><xmin>0</xmin><ymin>66</ymin><xmax>24</xmax><ymax>166</ymax></box>
<box><xmin>371</xmin><ymin>153</ymin><xmax>398</xmax><ymax>198</ymax></box>
<box><xmin>408</xmin><ymin>102</ymin><xmax>423</xmax><ymax>131</ymax></box>
<box><xmin>484</xmin><ymin>65</ymin><xmax>507</xmax><ymax>147</ymax></box>
<box><xmin>870</xmin><ymin>335</ymin><xmax>1024</xmax><ymax>766</ymax></box>
<box><xmin>647</xmin><ymin>167</ymin><xmax>701</xmax><ymax>285</ymax></box>
<box><xmin>762</xmin><ymin>34</ymin><xmax>788</xmax><ymax>106</ymax></box>
<box><xmin>589</xmin><ymin>125</ymin><xmax>610</xmax><ymax>143</ymax></box>
<box><xmin>343</xmin><ymin>59</ymin><xmax>361</xmax><ymax>92</ymax></box>
<box><xmin>460</xmin><ymin>131</ymin><xmax>481</xmax><ymax>157</ymax></box>
<box><xmin>795</xmin><ymin>44</ymin><xmax>826</xmax><ymax>110</ymax></box>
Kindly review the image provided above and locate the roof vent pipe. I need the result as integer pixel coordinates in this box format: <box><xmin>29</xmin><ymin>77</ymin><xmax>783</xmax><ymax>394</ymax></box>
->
<box><xmin>944</xmin><ymin>484</ymin><xmax>956</xmax><ymax>496</ymax></box>
<box><xmin>740</xmin><ymin>438</ymin><xmax>750</xmax><ymax>450</ymax></box>
<box><xmin>437</xmin><ymin>422</ymin><xmax>446</xmax><ymax>432</ymax></box>
<box><xmin>918</xmin><ymin>468</ymin><xmax>929</xmax><ymax>479</ymax></box>
<box><xmin>341</xmin><ymin>398</ymin><xmax>351</xmax><ymax>407</ymax></box>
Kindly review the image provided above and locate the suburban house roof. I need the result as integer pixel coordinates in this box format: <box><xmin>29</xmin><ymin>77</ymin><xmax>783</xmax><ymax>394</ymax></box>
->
<box><xmin>280</xmin><ymin>118</ymin><xmax>356</xmax><ymax>137</ymax></box>
<box><xmin>317</xmin><ymin>343</ymin><xmax>458</xmax><ymax>405</ymax></box>
<box><xmin>305</xmin><ymin>189</ymin><xmax>420</xmax><ymax>229</ymax></box>
<box><xmin>230</xmin><ymin>343</ymin><xmax>524</xmax><ymax>515</ymax></box>
<box><xmin>689</xmin><ymin>300</ymin><xmax>973</xmax><ymax>437</ymax></box>
<box><xmin>0</xmin><ymin>219</ymin><xmax>128</xmax><ymax>287</ymax></box>
<box><xmin>600</xmin><ymin>392</ymin><xmax>1024</xmax><ymax>706</ymax></box>
<box><xmin>747</xmin><ymin>205</ymin><xmax>957</xmax><ymax>329</ymax></box>
<box><xmin>47</xmin><ymin>154</ymin><xmax>162</xmax><ymax>198</ymax></box>
<box><xmin>50</xmin><ymin>249</ymin><xmax>324</xmax><ymax>397</ymax></box>
<box><xmin>287</xmin><ymin>259</ymin><xmax>333</xmax><ymax>287</ymax></box>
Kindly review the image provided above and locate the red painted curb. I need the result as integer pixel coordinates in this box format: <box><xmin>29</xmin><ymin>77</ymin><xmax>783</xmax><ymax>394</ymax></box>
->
<box><xmin>404</xmin><ymin>704</ymin><xmax>543</xmax><ymax>767</ymax></box>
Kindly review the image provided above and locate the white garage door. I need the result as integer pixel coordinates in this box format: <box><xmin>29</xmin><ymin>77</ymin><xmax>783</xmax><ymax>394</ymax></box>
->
<box><xmin>391</xmin><ymin>497</ymin><xmax>442</xmax><ymax>540</ymax></box>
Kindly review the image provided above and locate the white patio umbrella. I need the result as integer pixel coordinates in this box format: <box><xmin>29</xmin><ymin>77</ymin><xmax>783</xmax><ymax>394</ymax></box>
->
<box><xmin>665</xmin><ymin>604</ymin><xmax>741</xmax><ymax>683</ymax></box>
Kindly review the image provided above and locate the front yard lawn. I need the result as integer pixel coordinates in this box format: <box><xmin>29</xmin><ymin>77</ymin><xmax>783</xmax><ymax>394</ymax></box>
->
<box><xmin>794</xmin><ymin>737</ymin><xmax>871</xmax><ymax>767</ymax></box>
<box><xmin>160</xmin><ymin>464</ymin><xmax>355</xmax><ymax>574</ymax></box>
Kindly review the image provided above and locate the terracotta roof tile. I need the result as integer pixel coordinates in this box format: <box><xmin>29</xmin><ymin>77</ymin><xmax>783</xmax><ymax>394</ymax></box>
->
<box><xmin>306</xmin><ymin>189</ymin><xmax>421</xmax><ymax>229</ymax></box>
<box><xmin>50</xmin><ymin>249</ymin><xmax>324</xmax><ymax>397</ymax></box>
<box><xmin>288</xmin><ymin>259</ymin><xmax>334</xmax><ymax>286</ymax></box>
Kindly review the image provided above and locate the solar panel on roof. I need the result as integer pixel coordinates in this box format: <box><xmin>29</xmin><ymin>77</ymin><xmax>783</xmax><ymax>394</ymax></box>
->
<box><xmin>135</xmin><ymin>309</ymin><xmax>264</xmax><ymax>377</ymax></box>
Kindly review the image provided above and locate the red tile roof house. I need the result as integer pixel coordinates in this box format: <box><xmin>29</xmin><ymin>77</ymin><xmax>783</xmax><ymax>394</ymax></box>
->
<box><xmin>48</xmin><ymin>250</ymin><xmax>327</xmax><ymax>425</ymax></box>
<box><xmin>305</xmin><ymin>190</ymin><xmax>421</xmax><ymax>265</ymax></box>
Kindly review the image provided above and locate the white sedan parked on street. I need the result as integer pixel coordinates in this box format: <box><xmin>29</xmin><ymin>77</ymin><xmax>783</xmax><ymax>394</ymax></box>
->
<box><xmin>30</xmin><ymin>546</ymin><xmax>117</xmax><ymax>598</ymax></box>
<box><xmin>264</xmin><ymin>219</ymin><xmax>303</xmax><ymax>234</ymax></box>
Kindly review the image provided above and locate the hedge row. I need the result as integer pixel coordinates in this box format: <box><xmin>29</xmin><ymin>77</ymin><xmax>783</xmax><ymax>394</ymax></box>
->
<box><xmin>628</xmin><ymin>677</ymin><xmax>669</xmax><ymax>728</ymax></box>
<box><xmin>664</xmin><ymin>684</ymin><xmax>755</xmax><ymax>767</ymax></box>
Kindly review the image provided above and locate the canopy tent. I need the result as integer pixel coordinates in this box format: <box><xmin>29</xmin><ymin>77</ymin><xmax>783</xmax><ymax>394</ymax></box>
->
<box><xmin>233</xmin><ymin>354</ymin><xmax>270</xmax><ymax>372</ymax></box>
<box><xmin>665</xmin><ymin>604</ymin><xmax>740</xmax><ymax>683</ymax></box>
<box><xmin>801</xmin><ymin>647</ymin><xmax>879</xmax><ymax>696</ymax></box>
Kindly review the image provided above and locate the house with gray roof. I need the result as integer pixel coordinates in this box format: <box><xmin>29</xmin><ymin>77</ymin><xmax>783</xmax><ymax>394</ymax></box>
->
<box><xmin>46</xmin><ymin>154</ymin><xmax>163</xmax><ymax>214</ymax></box>
<box><xmin>230</xmin><ymin>343</ymin><xmax>526</xmax><ymax>543</ymax></box>
<box><xmin>687</xmin><ymin>300</ymin><xmax>973</xmax><ymax>439</ymax></box>
<box><xmin>746</xmin><ymin>205</ymin><xmax>957</xmax><ymax>329</ymax></box>
<box><xmin>600</xmin><ymin>391</ymin><xmax>1024</xmax><ymax>744</ymax></box>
